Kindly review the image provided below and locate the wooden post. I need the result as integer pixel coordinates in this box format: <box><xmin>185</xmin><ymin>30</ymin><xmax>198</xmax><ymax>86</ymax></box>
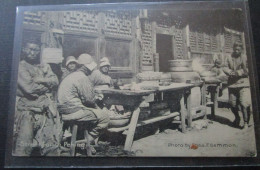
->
<box><xmin>152</xmin><ymin>21</ymin><xmax>157</xmax><ymax>54</ymax></box>
<box><xmin>201</xmin><ymin>82</ymin><xmax>206</xmax><ymax>106</ymax></box>
<box><xmin>210</xmin><ymin>85</ymin><xmax>219</xmax><ymax>119</ymax></box>
<box><xmin>213</xmin><ymin>85</ymin><xmax>219</xmax><ymax>118</ymax></box>
<box><xmin>200</xmin><ymin>82</ymin><xmax>207</xmax><ymax>119</ymax></box>
<box><xmin>124</xmin><ymin>107</ymin><xmax>141</xmax><ymax>151</ymax></box>
<box><xmin>84</xmin><ymin>130</ymin><xmax>92</xmax><ymax>156</ymax></box>
<box><xmin>185</xmin><ymin>24</ymin><xmax>191</xmax><ymax>59</ymax></box>
<box><xmin>154</xmin><ymin>53</ymin><xmax>159</xmax><ymax>72</ymax></box>
<box><xmin>172</xmin><ymin>26</ymin><xmax>176</xmax><ymax>59</ymax></box>
<box><xmin>98</xmin><ymin>12</ymin><xmax>105</xmax><ymax>60</ymax></box>
<box><xmin>180</xmin><ymin>92</ymin><xmax>186</xmax><ymax>133</ymax></box>
<box><xmin>186</xmin><ymin>89</ymin><xmax>192</xmax><ymax>128</ymax></box>
<box><xmin>241</xmin><ymin>32</ymin><xmax>246</xmax><ymax>55</ymax></box>
<box><xmin>71</xmin><ymin>124</ymin><xmax>78</xmax><ymax>156</ymax></box>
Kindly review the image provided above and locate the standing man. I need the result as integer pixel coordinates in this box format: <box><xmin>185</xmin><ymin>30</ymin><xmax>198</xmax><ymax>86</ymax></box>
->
<box><xmin>223</xmin><ymin>41</ymin><xmax>251</xmax><ymax>129</ymax></box>
<box><xmin>13</xmin><ymin>41</ymin><xmax>60</xmax><ymax>156</ymax></box>
<box><xmin>57</xmin><ymin>54</ymin><xmax>110</xmax><ymax>147</ymax></box>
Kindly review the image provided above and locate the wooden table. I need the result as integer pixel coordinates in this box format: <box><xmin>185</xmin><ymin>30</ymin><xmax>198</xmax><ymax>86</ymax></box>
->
<box><xmin>95</xmin><ymin>83</ymin><xmax>194</xmax><ymax>151</ymax></box>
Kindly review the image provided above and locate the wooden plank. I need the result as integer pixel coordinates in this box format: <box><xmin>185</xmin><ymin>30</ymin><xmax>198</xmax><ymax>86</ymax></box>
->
<box><xmin>172</xmin><ymin>120</ymin><xmax>181</xmax><ymax>124</ymax></box>
<box><xmin>124</xmin><ymin>107</ymin><xmax>141</xmax><ymax>151</ymax></box>
<box><xmin>95</xmin><ymin>83</ymin><xmax>194</xmax><ymax>96</ymax></box>
<box><xmin>158</xmin><ymin>83</ymin><xmax>194</xmax><ymax>92</ymax></box>
<box><xmin>138</xmin><ymin>112</ymin><xmax>179</xmax><ymax>126</ymax></box>
<box><xmin>95</xmin><ymin>87</ymin><xmax>153</xmax><ymax>96</ymax></box>
<box><xmin>122</xmin><ymin>112</ymin><xmax>180</xmax><ymax>135</ymax></box>
<box><xmin>103</xmin><ymin>95</ymin><xmax>142</xmax><ymax>106</ymax></box>
<box><xmin>108</xmin><ymin>112</ymin><xmax>180</xmax><ymax>133</ymax></box>
<box><xmin>108</xmin><ymin>125</ymin><xmax>129</xmax><ymax>133</ymax></box>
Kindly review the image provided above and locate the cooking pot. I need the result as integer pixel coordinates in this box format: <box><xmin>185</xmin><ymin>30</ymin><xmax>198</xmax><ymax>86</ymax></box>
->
<box><xmin>169</xmin><ymin>60</ymin><xmax>192</xmax><ymax>67</ymax></box>
<box><xmin>169</xmin><ymin>60</ymin><xmax>193</xmax><ymax>72</ymax></box>
<box><xmin>169</xmin><ymin>66</ymin><xmax>193</xmax><ymax>72</ymax></box>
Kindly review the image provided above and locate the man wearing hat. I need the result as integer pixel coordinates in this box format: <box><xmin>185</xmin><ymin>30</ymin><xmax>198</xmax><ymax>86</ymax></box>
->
<box><xmin>61</xmin><ymin>56</ymin><xmax>78</xmax><ymax>80</ymax></box>
<box><xmin>99</xmin><ymin>57</ymin><xmax>111</xmax><ymax>75</ymax></box>
<box><xmin>57</xmin><ymin>54</ymin><xmax>111</xmax><ymax>146</ymax></box>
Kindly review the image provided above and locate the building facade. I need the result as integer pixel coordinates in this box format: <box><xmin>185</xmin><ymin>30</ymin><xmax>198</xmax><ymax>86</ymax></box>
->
<box><xmin>21</xmin><ymin>9</ymin><xmax>245</xmax><ymax>81</ymax></box>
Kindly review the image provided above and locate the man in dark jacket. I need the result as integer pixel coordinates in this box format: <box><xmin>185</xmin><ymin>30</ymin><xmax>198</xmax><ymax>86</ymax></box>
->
<box><xmin>13</xmin><ymin>41</ymin><xmax>60</xmax><ymax>156</ymax></box>
<box><xmin>223</xmin><ymin>41</ymin><xmax>251</xmax><ymax>129</ymax></box>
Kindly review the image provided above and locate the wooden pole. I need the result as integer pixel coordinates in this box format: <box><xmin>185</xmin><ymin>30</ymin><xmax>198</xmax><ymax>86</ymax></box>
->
<box><xmin>124</xmin><ymin>107</ymin><xmax>141</xmax><ymax>151</ymax></box>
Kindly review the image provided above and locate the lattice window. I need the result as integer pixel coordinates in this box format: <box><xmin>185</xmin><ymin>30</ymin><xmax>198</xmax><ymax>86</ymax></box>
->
<box><xmin>211</xmin><ymin>35</ymin><xmax>218</xmax><ymax>52</ymax></box>
<box><xmin>104</xmin><ymin>10</ymin><xmax>132</xmax><ymax>37</ymax></box>
<box><xmin>174</xmin><ymin>28</ymin><xmax>185</xmax><ymax>59</ymax></box>
<box><xmin>224</xmin><ymin>32</ymin><xmax>233</xmax><ymax>53</ymax></box>
<box><xmin>233</xmin><ymin>34</ymin><xmax>242</xmax><ymax>44</ymax></box>
<box><xmin>189</xmin><ymin>31</ymin><xmax>197</xmax><ymax>51</ymax></box>
<box><xmin>204</xmin><ymin>34</ymin><xmax>211</xmax><ymax>52</ymax></box>
<box><xmin>23</xmin><ymin>11</ymin><xmax>46</xmax><ymax>26</ymax></box>
<box><xmin>224</xmin><ymin>28</ymin><xmax>243</xmax><ymax>54</ymax></box>
<box><xmin>63</xmin><ymin>11</ymin><xmax>99</xmax><ymax>33</ymax></box>
<box><xmin>189</xmin><ymin>30</ymin><xmax>220</xmax><ymax>53</ymax></box>
<box><xmin>197</xmin><ymin>32</ymin><xmax>204</xmax><ymax>51</ymax></box>
<box><xmin>141</xmin><ymin>22</ymin><xmax>153</xmax><ymax>66</ymax></box>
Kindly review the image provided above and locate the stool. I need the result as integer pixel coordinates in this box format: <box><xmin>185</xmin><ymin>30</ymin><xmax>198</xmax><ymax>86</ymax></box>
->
<box><xmin>64</xmin><ymin>120</ymin><xmax>95</xmax><ymax>156</ymax></box>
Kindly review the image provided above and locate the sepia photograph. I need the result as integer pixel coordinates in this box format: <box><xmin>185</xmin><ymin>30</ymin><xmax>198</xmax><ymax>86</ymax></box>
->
<box><xmin>8</xmin><ymin>2</ymin><xmax>257</xmax><ymax>158</ymax></box>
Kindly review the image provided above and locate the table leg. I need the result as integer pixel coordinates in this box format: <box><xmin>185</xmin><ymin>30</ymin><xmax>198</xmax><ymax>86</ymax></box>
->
<box><xmin>201</xmin><ymin>83</ymin><xmax>207</xmax><ymax>119</ymax></box>
<box><xmin>186</xmin><ymin>89</ymin><xmax>192</xmax><ymax>128</ymax></box>
<box><xmin>124</xmin><ymin>107</ymin><xmax>141</xmax><ymax>151</ymax></box>
<box><xmin>201</xmin><ymin>83</ymin><xmax>206</xmax><ymax>106</ymax></box>
<box><xmin>180</xmin><ymin>93</ymin><xmax>186</xmax><ymax>133</ymax></box>
<box><xmin>210</xmin><ymin>86</ymin><xmax>219</xmax><ymax>119</ymax></box>
<box><xmin>213</xmin><ymin>86</ymin><xmax>219</xmax><ymax>118</ymax></box>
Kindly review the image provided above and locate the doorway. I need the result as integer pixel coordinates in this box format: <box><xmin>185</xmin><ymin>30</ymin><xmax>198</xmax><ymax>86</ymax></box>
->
<box><xmin>156</xmin><ymin>34</ymin><xmax>173</xmax><ymax>72</ymax></box>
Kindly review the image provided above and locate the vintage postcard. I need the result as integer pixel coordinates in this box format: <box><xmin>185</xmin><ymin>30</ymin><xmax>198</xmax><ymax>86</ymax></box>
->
<box><xmin>6</xmin><ymin>1</ymin><xmax>257</xmax><ymax>160</ymax></box>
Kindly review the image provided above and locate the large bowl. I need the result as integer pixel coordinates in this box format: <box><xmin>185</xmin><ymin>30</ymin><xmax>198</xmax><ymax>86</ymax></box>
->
<box><xmin>109</xmin><ymin>118</ymin><xmax>130</xmax><ymax>128</ymax></box>
<box><xmin>169</xmin><ymin>60</ymin><xmax>192</xmax><ymax>67</ymax></box>
<box><xmin>169</xmin><ymin>66</ymin><xmax>193</xmax><ymax>72</ymax></box>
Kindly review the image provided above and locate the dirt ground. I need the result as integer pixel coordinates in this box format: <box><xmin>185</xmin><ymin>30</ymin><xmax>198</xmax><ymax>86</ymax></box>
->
<box><xmin>131</xmin><ymin>106</ymin><xmax>257</xmax><ymax>157</ymax></box>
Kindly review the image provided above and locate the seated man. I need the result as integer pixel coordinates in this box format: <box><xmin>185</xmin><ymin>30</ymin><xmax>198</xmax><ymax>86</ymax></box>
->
<box><xmin>97</xmin><ymin>57</ymin><xmax>131</xmax><ymax>126</ymax></box>
<box><xmin>61</xmin><ymin>56</ymin><xmax>78</xmax><ymax>80</ymax></box>
<box><xmin>98</xmin><ymin>57</ymin><xmax>121</xmax><ymax>89</ymax></box>
<box><xmin>210</xmin><ymin>54</ymin><xmax>228</xmax><ymax>83</ymax></box>
<box><xmin>13</xmin><ymin>41</ymin><xmax>60</xmax><ymax>156</ymax></box>
<box><xmin>57</xmin><ymin>54</ymin><xmax>110</xmax><ymax>147</ymax></box>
